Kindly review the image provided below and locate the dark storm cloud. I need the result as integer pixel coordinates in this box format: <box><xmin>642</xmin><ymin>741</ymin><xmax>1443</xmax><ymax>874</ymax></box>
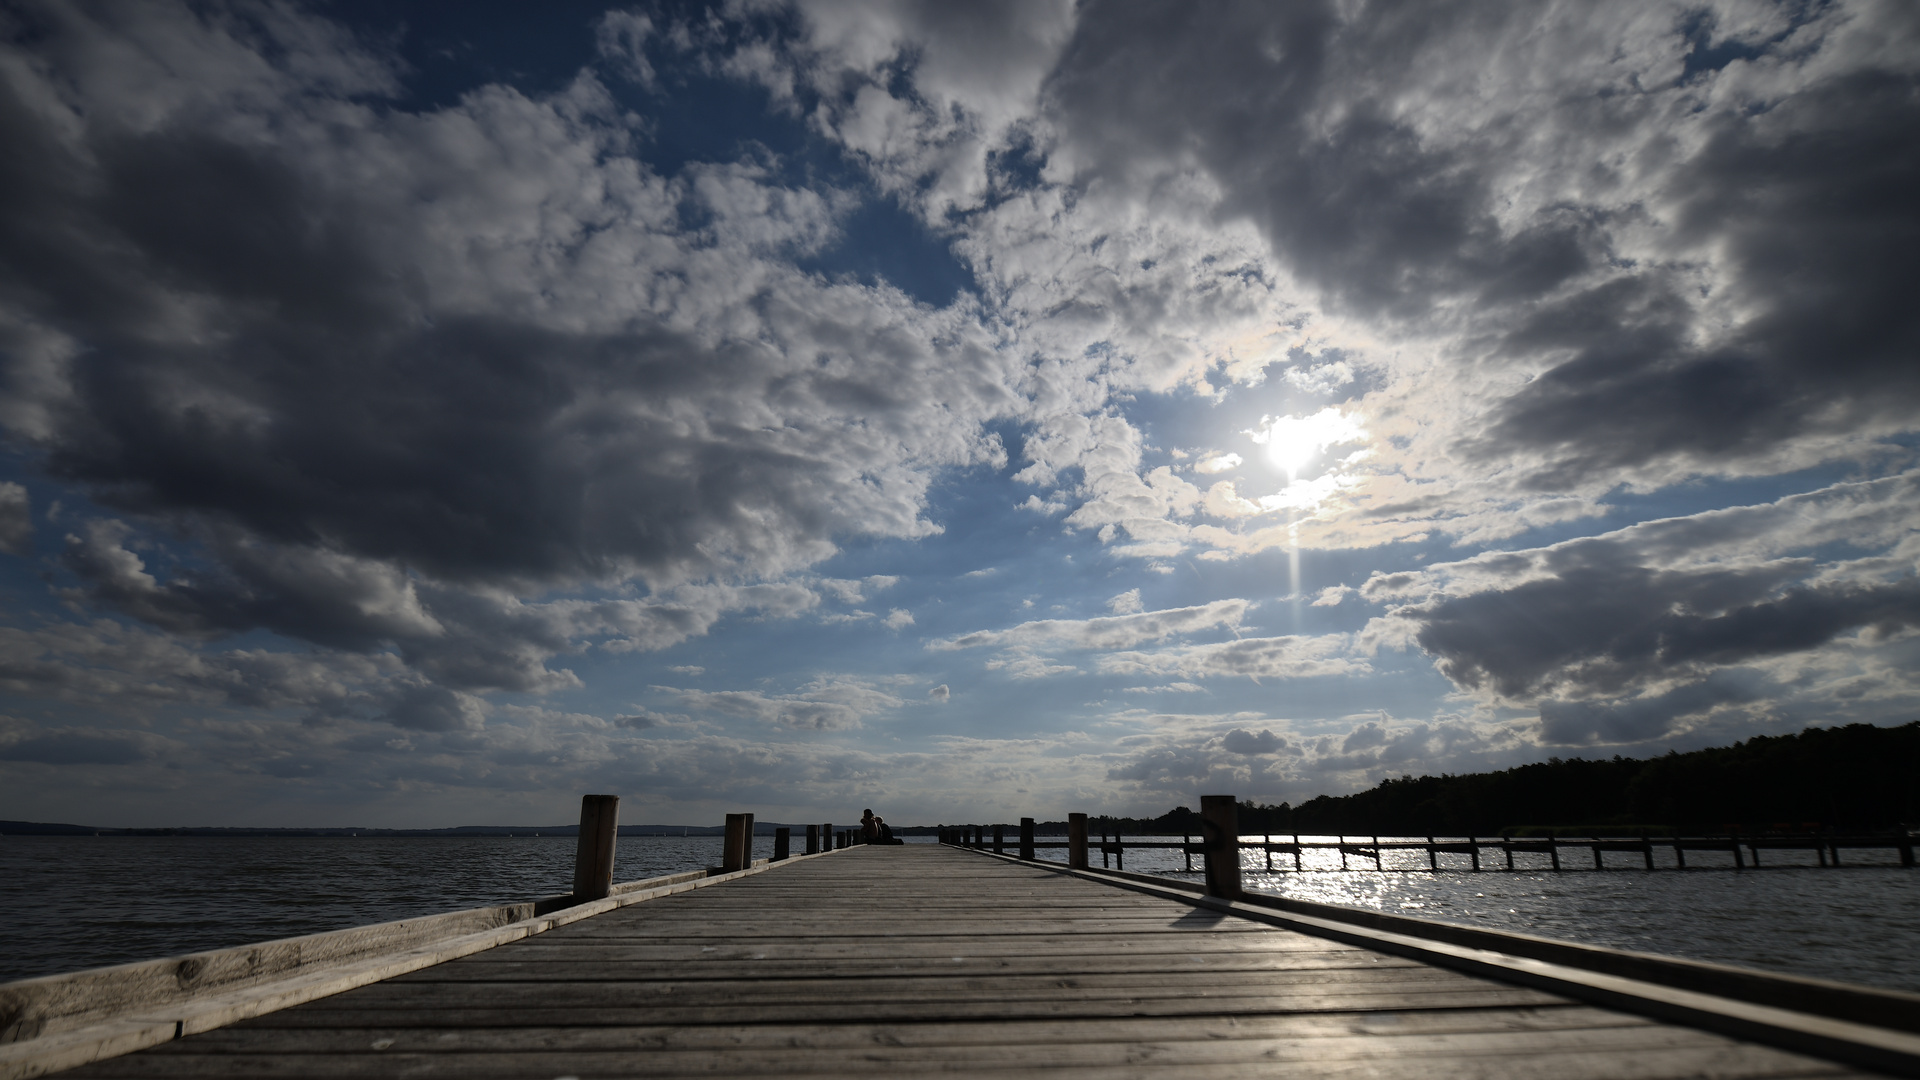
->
<box><xmin>1536</xmin><ymin>675</ymin><xmax>1762</xmax><ymax>747</ymax></box>
<box><xmin>1046</xmin><ymin>1</ymin><xmax>1599</xmax><ymax>319</ymax></box>
<box><xmin>0</xmin><ymin>2</ymin><xmax>1017</xmax><ymax>685</ymax></box>
<box><xmin>0</xmin><ymin>727</ymin><xmax>173</xmax><ymax>764</ymax></box>
<box><xmin>1380</xmin><ymin>472</ymin><xmax>1920</xmax><ymax>704</ymax></box>
<box><xmin>1413</xmin><ymin>558</ymin><xmax>1920</xmax><ymax>700</ymax></box>
<box><xmin>1043</xmin><ymin>1</ymin><xmax>1920</xmax><ymax>485</ymax></box>
<box><xmin>1483</xmin><ymin>71</ymin><xmax>1920</xmax><ymax>486</ymax></box>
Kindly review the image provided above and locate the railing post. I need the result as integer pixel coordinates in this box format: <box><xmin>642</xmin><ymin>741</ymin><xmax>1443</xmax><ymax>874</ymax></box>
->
<box><xmin>1020</xmin><ymin>817</ymin><xmax>1035</xmax><ymax>860</ymax></box>
<box><xmin>774</xmin><ymin>827</ymin><xmax>790</xmax><ymax>861</ymax></box>
<box><xmin>823</xmin><ymin>823</ymin><xmax>832</xmax><ymax>852</ymax></box>
<box><xmin>1199</xmin><ymin>794</ymin><xmax>1241</xmax><ymax>900</ymax></box>
<box><xmin>806</xmin><ymin>824</ymin><xmax>819</xmax><ymax>854</ymax></box>
<box><xmin>722</xmin><ymin>812</ymin><xmax>754</xmax><ymax>872</ymax></box>
<box><xmin>571</xmin><ymin>794</ymin><xmax>620</xmax><ymax>902</ymax></box>
<box><xmin>993</xmin><ymin>824</ymin><xmax>1005</xmax><ymax>853</ymax></box>
<box><xmin>1068</xmin><ymin>813</ymin><xmax>1089</xmax><ymax>869</ymax></box>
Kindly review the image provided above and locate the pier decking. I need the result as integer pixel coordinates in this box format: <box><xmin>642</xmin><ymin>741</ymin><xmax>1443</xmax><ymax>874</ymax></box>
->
<box><xmin>49</xmin><ymin>844</ymin><xmax>1902</xmax><ymax>1078</ymax></box>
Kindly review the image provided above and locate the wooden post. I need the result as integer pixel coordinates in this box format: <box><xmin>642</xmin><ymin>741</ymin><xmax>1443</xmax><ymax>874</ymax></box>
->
<box><xmin>1732</xmin><ymin>835</ymin><xmax>1745</xmax><ymax>870</ymax></box>
<box><xmin>1020</xmin><ymin>817</ymin><xmax>1036</xmax><ymax>860</ymax></box>
<box><xmin>806</xmin><ymin>824</ymin><xmax>819</xmax><ymax>854</ymax></box>
<box><xmin>1429</xmin><ymin>836</ymin><xmax>1439</xmax><ymax>871</ymax></box>
<box><xmin>1293</xmin><ymin>834</ymin><xmax>1302</xmax><ymax>872</ymax></box>
<box><xmin>1200</xmin><ymin>794</ymin><xmax>1241</xmax><ymax>900</ymax></box>
<box><xmin>1068</xmin><ymin>813</ymin><xmax>1089</xmax><ymax>869</ymax></box>
<box><xmin>1673</xmin><ymin>840</ymin><xmax>1686</xmax><ymax>870</ymax></box>
<box><xmin>1641</xmin><ymin>836</ymin><xmax>1654</xmax><ymax>871</ymax></box>
<box><xmin>1338</xmin><ymin>836</ymin><xmax>1348</xmax><ymax>871</ymax></box>
<box><xmin>1503</xmin><ymin>839</ymin><xmax>1514</xmax><ymax>871</ymax></box>
<box><xmin>1592</xmin><ymin>836</ymin><xmax>1604</xmax><ymax>871</ymax></box>
<box><xmin>823</xmin><ymin>823</ymin><xmax>832</xmax><ymax>851</ymax></box>
<box><xmin>1372</xmin><ymin>835</ymin><xmax>1383</xmax><ymax>871</ymax></box>
<box><xmin>722</xmin><ymin>812</ymin><xmax>754</xmax><ymax>872</ymax></box>
<box><xmin>774</xmin><ymin>827</ymin><xmax>790</xmax><ymax>861</ymax></box>
<box><xmin>994</xmin><ymin>824</ymin><xmax>1005</xmax><ymax>853</ymax></box>
<box><xmin>1183</xmin><ymin>834</ymin><xmax>1193</xmax><ymax>872</ymax></box>
<box><xmin>1549</xmin><ymin>837</ymin><xmax>1560</xmax><ymax>871</ymax></box>
<box><xmin>1468</xmin><ymin>836</ymin><xmax>1479</xmax><ymax>872</ymax></box>
<box><xmin>571</xmin><ymin>794</ymin><xmax>620</xmax><ymax>902</ymax></box>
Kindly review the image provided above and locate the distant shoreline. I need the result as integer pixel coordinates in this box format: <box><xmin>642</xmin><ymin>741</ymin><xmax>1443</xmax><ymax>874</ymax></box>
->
<box><xmin>0</xmin><ymin>820</ymin><xmax>947</xmax><ymax>838</ymax></box>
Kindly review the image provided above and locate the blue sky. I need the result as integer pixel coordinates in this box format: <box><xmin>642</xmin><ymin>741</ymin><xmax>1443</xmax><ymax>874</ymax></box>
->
<box><xmin>1</xmin><ymin>0</ymin><xmax>1917</xmax><ymax>828</ymax></box>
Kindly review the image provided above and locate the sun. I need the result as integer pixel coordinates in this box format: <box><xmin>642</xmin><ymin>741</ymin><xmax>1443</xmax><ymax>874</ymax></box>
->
<box><xmin>1251</xmin><ymin>408</ymin><xmax>1366</xmax><ymax>479</ymax></box>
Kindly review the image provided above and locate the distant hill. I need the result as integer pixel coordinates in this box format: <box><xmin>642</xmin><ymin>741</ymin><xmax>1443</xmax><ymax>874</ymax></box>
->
<box><xmin>1067</xmin><ymin>722</ymin><xmax>1919</xmax><ymax>836</ymax></box>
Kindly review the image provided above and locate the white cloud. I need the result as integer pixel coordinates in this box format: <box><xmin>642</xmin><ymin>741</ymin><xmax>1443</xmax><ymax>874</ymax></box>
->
<box><xmin>1106</xmin><ymin>588</ymin><xmax>1143</xmax><ymax>615</ymax></box>
<box><xmin>666</xmin><ymin>676</ymin><xmax>906</xmax><ymax>731</ymax></box>
<box><xmin>930</xmin><ymin>599</ymin><xmax>1248</xmax><ymax>652</ymax></box>
<box><xmin>1099</xmin><ymin>634</ymin><xmax>1367</xmax><ymax>681</ymax></box>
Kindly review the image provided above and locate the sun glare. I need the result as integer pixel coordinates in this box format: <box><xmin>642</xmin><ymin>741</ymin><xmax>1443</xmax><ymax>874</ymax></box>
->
<box><xmin>1250</xmin><ymin>408</ymin><xmax>1366</xmax><ymax>479</ymax></box>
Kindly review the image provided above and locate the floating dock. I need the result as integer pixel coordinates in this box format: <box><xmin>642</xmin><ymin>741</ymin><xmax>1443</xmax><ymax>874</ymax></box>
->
<box><xmin>9</xmin><ymin>842</ymin><xmax>1918</xmax><ymax>1078</ymax></box>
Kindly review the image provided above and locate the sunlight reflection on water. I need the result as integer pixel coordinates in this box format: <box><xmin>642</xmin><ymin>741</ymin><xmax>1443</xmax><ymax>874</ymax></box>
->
<box><xmin>1034</xmin><ymin>834</ymin><xmax>1920</xmax><ymax>992</ymax></box>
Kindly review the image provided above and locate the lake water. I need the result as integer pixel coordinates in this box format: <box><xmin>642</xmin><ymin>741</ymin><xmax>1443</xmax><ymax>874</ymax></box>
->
<box><xmin>3</xmin><ymin>834</ymin><xmax>1916</xmax><ymax>995</ymax></box>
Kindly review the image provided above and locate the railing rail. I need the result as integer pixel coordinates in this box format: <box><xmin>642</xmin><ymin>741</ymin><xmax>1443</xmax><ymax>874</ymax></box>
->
<box><xmin>939</xmin><ymin>816</ymin><xmax>1916</xmax><ymax>876</ymax></box>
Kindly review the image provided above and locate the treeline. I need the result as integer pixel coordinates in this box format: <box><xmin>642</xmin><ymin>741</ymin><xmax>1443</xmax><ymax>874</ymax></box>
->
<box><xmin>1088</xmin><ymin>722</ymin><xmax>1919</xmax><ymax>836</ymax></box>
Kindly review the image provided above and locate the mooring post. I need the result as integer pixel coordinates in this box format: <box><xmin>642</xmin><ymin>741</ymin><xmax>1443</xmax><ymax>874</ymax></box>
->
<box><xmin>1068</xmin><ymin>813</ymin><xmax>1089</xmax><ymax>869</ymax></box>
<box><xmin>1429</xmin><ymin>836</ymin><xmax>1439</xmax><ymax>871</ymax></box>
<box><xmin>994</xmin><ymin>824</ymin><xmax>1005</xmax><ymax>853</ymax></box>
<box><xmin>1020</xmin><ymin>816</ymin><xmax>1036</xmax><ymax>860</ymax></box>
<box><xmin>1468</xmin><ymin>836</ymin><xmax>1480</xmax><ymax>872</ymax></box>
<box><xmin>774</xmin><ymin>827</ymin><xmax>790</xmax><ymax>861</ymax></box>
<box><xmin>823</xmin><ymin>823</ymin><xmax>832</xmax><ymax>852</ymax></box>
<box><xmin>806</xmin><ymin>824</ymin><xmax>820</xmax><ymax>855</ymax></box>
<box><xmin>1641</xmin><ymin>836</ymin><xmax>1654</xmax><ymax>871</ymax></box>
<box><xmin>1592</xmin><ymin>836</ymin><xmax>1604</xmax><ymax>871</ymax></box>
<box><xmin>1549</xmin><ymin>837</ymin><xmax>1561</xmax><ymax>871</ymax></box>
<box><xmin>722</xmin><ymin>812</ymin><xmax>754</xmax><ymax>872</ymax></box>
<box><xmin>1200</xmin><ymin>794</ymin><xmax>1241</xmax><ymax>900</ymax></box>
<box><xmin>571</xmin><ymin>793</ymin><xmax>620</xmax><ymax>902</ymax></box>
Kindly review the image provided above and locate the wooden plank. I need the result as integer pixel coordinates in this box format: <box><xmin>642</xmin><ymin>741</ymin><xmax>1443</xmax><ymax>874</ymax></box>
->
<box><xmin>63</xmin><ymin>1030</ymin><xmax>1873</xmax><ymax>1068</ymax></box>
<box><xmin>152</xmin><ymin>1005</ymin><xmax>1659</xmax><ymax>1050</ymax></box>
<box><xmin>195</xmin><ymin>987</ymin><xmax>1576</xmax><ymax>1028</ymax></box>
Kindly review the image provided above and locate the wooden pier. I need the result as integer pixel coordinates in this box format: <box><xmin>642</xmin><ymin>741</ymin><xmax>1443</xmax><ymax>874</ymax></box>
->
<box><xmin>8</xmin><ymin>842</ymin><xmax>1918</xmax><ymax>1078</ymax></box>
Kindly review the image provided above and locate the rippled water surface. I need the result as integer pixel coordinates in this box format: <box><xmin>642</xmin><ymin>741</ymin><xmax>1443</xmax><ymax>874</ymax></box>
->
<box><xmin>1033</xmin><ymin>834</ymin><xmax>1920</xmax><ymax>992</ymax></box>
<box><xmin>0</xmin><ymin>835</ymin><xmax>770</xmax><ymax>982</ymax></box>
<box><xmin>4</xmin><ymin>834</ymin><xmax>1916</xmax><ymax>994</ymax></box>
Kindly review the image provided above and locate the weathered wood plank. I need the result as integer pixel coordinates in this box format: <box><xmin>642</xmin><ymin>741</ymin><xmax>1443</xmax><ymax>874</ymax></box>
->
<box><xmin>62</xmin><ymin>1037</ymin><xmax>1865</xmax><ymax>1079</ymax></box>
<box><xmin>153</xmin><ymin>1005</ymin><xmax>1659</xmax><ymax>1051</ymax></box>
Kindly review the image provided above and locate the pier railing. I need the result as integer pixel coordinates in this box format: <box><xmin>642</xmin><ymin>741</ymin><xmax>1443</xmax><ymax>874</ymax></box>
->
<box><xmin>937</xmin><ymin>798</ymin><xmax>1917</xmax><ymax>894</ymax></box>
